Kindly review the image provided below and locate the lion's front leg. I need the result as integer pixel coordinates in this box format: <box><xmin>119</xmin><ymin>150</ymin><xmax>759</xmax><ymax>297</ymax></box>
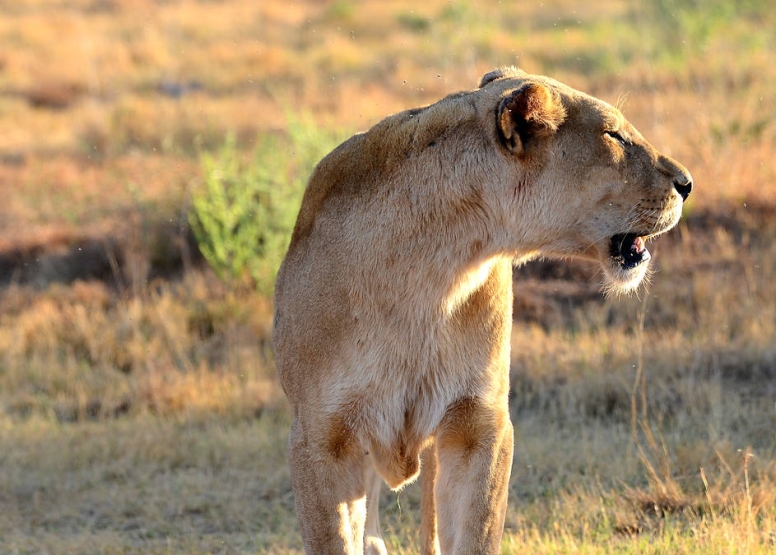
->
<box><xmin>288</xmin><ymin>416</ymin><xmax>368</xmax><ymax>554</ymax></box>
<box><xmin>434</xmin><ymin>399</ymin><xmax>514</xmax><ymax>554</ymax></box>
<box><xmin>364</xmin><ymin>455</ymin><xmax>387</xmax><ymax>555</ymax></box>
<box><xmin>420</xmin><ymin>440</ymin><xmax>441</xmax><ymax>555</ymax></box>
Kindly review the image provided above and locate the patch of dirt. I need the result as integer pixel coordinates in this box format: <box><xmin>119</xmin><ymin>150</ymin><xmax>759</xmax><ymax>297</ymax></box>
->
<box><xmin>0</xmin><ymin>223</ymin><xmax>203</xmax><ymax>290</ymax></box>
<box><xmin>513</xmin><ymin>257</ymin><xmax>602</xmax><ymax>327</ymax></box>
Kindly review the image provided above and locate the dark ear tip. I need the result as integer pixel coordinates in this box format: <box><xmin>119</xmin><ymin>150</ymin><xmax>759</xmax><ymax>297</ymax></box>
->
<box><xmin>480</xmin><ymin>66</ymin><xmax>527</xmax><ymax>88</ymax></box>
<box><xmin>479</xmin><ymin>69</ymin><xmax>504</xmax><ymax>88</ymax></box>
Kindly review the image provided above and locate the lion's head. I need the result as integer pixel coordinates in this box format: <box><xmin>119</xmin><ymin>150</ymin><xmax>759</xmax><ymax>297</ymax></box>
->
<box><xmin>479</xmin><ymin>67</ymin><xmax>692</xmax><ymax>293</ymax></box>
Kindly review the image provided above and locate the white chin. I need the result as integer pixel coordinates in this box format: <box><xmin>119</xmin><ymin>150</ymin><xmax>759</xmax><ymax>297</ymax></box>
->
<box><xmin>601</xmin><ymin>259</ymin><xmax>650</xmax><ymax>296</ymax></box>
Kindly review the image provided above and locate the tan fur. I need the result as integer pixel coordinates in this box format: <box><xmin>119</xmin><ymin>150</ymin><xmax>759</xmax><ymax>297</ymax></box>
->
<box><xmin>273</xmin><ymin>67</ymin><xmax>692</xmax><ymax>554</ymax></box>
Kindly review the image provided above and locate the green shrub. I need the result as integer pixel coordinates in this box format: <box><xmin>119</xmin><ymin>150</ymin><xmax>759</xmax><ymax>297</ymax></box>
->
<box><xmin>638</xmin><ymin>0</ymin><xmax>773</xmax><ymax>57</ymax></box>
<box><xmin>189</xmin><ymin>115</ymin><xmax>344</xmax><ymax>295</ymax></box>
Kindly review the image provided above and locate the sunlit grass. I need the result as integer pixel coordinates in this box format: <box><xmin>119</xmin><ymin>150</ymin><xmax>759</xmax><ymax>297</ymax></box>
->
<box><xmin>0</xmin><ymin>274</ymin><xmax>279</xmax><ymax>422</ymax></box>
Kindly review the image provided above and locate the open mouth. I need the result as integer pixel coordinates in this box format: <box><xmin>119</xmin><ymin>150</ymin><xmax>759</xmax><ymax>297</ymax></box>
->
<box><xmin>609</xmin><ymin>233</ymin><xmax>651</xmax><ymax>269</ymax></box>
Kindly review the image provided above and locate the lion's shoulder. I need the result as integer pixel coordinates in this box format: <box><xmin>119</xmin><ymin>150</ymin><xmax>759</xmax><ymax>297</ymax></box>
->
<box><xmin>289</xmin><ymin>133</ymin><xmax>368</xmax><ymax>245</ymax></box>
<box><xmin>288</xmin><ymin>94</ymin><xmax>483</xmax><ymax>246</ymax></box>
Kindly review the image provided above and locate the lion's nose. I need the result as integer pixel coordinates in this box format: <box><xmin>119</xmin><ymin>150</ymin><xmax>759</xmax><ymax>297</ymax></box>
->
<box><xmin>673</xmin><ymin>174</ymin><xmax>692</xmax><ymax>201</ymax></box>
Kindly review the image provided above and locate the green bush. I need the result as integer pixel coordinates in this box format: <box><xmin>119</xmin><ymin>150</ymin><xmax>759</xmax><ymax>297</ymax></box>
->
<box><xmin>639</xmin><ymin>0</ymin><xmax>773</xmax><ymax>57</ymax></box>
<box><xmin>189</xmin><ymin>115</ymin><xmax>344</xmax><ymax>295</ymax></box>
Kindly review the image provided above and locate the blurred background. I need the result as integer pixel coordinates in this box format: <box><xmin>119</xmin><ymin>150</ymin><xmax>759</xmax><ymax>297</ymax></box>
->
<box><xmin>0</xmin><ymin>0</ymin><xmax>774</xmax><ymax>553</ymax></box>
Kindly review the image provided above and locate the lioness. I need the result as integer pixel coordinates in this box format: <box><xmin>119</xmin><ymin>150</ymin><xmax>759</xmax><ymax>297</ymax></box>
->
<box><xmin>273</xmin><ymin>67</ymin><xmax>692</xmax><ymax>554</ymax></box>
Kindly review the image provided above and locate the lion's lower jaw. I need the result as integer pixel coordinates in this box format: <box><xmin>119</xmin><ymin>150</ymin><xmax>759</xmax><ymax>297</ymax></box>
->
<box><xmin>601</xmin><ymin>259</ymin><xmax>651</xmax><ymax>297</ymax></box>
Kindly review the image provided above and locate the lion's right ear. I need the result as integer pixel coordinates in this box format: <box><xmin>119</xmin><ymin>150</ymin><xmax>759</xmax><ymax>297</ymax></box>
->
<box><xmin>497</xmin><ymin>83</ymin><xmax>566</xmax><ymax>155</ymax></box>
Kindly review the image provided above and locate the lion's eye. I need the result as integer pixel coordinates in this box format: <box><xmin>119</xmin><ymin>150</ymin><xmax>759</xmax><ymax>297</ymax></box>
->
<box><xmin>605</xmin><ymin>131</ymin><xmax>629</xmax><ymax>146</ymax></box>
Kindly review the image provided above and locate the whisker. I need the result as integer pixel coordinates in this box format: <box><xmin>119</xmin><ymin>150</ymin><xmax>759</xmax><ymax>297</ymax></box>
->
<box><xmin>580</xmin><ymin>198</ymin><xmax>674</xmax><ymax>257</ymax></box>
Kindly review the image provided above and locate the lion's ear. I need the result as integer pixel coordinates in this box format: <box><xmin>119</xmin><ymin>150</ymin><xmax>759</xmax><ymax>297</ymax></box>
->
<box><xmin>479</xmin><ymin>69</ymin><xmax>505</xmax><ymax>88</ymax></box>
<box><xmin>497</xmin><ymin>83</ymin><xmax>566</xmax><ymax>155</ymax></box>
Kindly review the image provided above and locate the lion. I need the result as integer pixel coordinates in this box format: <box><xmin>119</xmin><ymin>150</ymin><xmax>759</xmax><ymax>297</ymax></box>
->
<box><xmin>272</xmin><ymin>67</ymin><xmax>692</xmax><ymax>554</ymax></box>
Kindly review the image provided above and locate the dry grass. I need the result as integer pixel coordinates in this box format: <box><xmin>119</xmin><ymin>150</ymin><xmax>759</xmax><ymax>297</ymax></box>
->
<box><xmin>1</xmin><ymin>0</ymin><xmax>775</xmax><ymax>552</ymax></box>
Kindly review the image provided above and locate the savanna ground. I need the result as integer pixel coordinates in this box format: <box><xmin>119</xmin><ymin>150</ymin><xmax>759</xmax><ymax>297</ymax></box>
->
<box><xmin>0</xmin><ymin>0</ymin><xmax>775</xmax><ymax>553</ymax></box>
